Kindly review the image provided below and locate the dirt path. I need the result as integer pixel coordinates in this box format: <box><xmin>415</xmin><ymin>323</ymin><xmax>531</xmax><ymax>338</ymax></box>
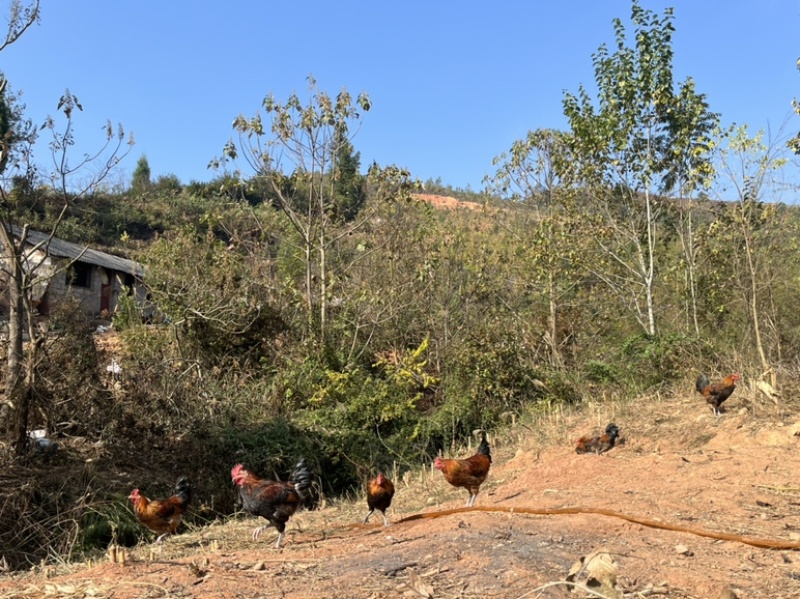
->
<box><xmin>2</xmin><ymin>397</ymin><xmax>800</xmax><ymax>598</ymax></box>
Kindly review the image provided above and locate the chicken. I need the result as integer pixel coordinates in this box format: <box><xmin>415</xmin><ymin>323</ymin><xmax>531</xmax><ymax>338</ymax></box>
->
<box><xmin>433</xmin><ymin>431</ymin><xmax>492</xmax><ymax>507</ymax></box>
<box><xmin>364</xmin><ymin>472</ymin><xmax>395</xmax><ymax>526</ymax></box>
<box><xmin>575</xmin><ymin>423</ymin><xmax>620</xmax><ymax>455</ymax></box>
<box><xmin>128</xmin><ymin>476</ymin><xmax>192</xmax><ymax>550</ymax></box>
<box><xmin>696</xmin><ymin>373</ymin><xmax>740</xmax><ymax>416</ymax></box>
<box><xmin>231</xmin><ymin>459</ymin><xmax>314</xmax><ymax>549</ymax></box>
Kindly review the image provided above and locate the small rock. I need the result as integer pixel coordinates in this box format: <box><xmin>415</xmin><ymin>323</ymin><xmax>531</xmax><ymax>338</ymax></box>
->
<box><xmin>675</xmin><ymin>544</ymin><xmax>692</xmax><ymax>556</ymax></box>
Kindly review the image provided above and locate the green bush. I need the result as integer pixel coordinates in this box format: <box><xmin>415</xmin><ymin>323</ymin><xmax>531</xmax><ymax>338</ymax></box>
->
<box><xmin>620</xmin><ymin>333</ymin><xmax>709</xmax><ymax>389</ymax></box>
<box><xmin>420</xmin><ymin>329</ymin><xmax>548</xmax><ymax>452</ymax></box>
<box><xmin>583</xmin><ymin>360</ymin><xmax>620</xmax><ymax>384</ymax></box>
<box><xmin>79</xmin><ymin>499</ymin><xmax>141</xmax><ymax>550</ymax></box>
<box><xmin>111</xmin><ymin>287</ymin><xmax>142</xmax><ymax>331</ymax></box>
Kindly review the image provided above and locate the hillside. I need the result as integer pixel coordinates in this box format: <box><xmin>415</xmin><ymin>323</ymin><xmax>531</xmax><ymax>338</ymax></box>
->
<box><xmin>411</xmin><ymin>193</ymin><xmax>484</xmax><ymax>211</ymax></box>
<box><xmin>2</xmin><ymin>386</ymin><xmax>800</xmax><ymax>598</ymax></box>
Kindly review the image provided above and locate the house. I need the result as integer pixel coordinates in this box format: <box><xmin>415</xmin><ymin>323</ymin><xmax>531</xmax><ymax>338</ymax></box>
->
<box><xmin>1</xmin><ymin>226</ymin><xmax>146</xmax><ymax>319</ymax></box>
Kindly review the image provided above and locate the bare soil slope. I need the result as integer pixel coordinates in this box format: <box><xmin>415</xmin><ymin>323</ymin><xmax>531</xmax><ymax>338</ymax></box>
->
<box><xmin>2</xmin><ymin>389</ymin><xmax>800</xmax><ymax>598</ymax></box>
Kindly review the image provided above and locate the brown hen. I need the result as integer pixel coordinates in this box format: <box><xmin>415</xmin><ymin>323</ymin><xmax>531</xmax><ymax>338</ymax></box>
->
<box><xmin>129</xmin><ymin>476</ymin><xmax>191</xmax><ymax>551</ymax></box>
<box><xmin>696</xmin><ymin>373</ymin><xmax>740</xmax><ymax>416</ymax></box>
<box><xmin>364</xmin><ymin>472</ymin><xmax>395</xmax><ymax>526</ymax></box>
<box><xmin>434</xmin><ymin>431</ymin><xmax>491</xmax><ymax>507</ymax></box>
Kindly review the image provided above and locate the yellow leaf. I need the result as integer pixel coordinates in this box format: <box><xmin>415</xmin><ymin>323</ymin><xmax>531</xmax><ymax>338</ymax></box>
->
<box><xmin>566</xmin><ymin>549</ymin><xmax>622</xmax><ymax>598</ymax></box>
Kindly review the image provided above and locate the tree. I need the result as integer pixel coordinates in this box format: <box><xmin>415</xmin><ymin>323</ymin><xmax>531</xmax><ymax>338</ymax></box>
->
<box><xmin>0</xmin><ymin>0</ymin><xmax>38</xmax><ymax>173</ymax></box>
<box><xmin>131</xmin><ymin>154</ymin><xmax>151</xmax><ymax>195</ymax></box>
<box><xmin>791</xmin><ymin>56</ymin><xmax>800</xmax><ymax>155</ymax></box>
<box><xmin>486</xmin><ymin>129</ymin><xmax>583</xmax><ymax>368</ymax></box>
<box><xmin>0</xmin><ymin>0</ymin><xmax>38</xmax><ymax>53</ymax></box>
<box><xmin>217</xmin><ymin>75</ymin><xmax>413</xmax><ymax>350</ymax></box>
<box><xmin>0</xmin><ymin>3</ymin><xmax>132</xmax><ymax>455</ymax></box>
<box><xmin>661</xmin><ymin>79</ymin><xmax>719</xmax><ymax>336</ymax></box>
<box><xmin>562</xmin><ymin>0</ymin><xmax>717</xmax><ymax>336</ymax></box>
<box><xmin>705</xmin><ymin>125</ymin><xmax>791</xmax><ymax>371</ymax></box>
<box><xmin>142</xmin><ymin>225</ymin><xmax>284</xmax><ymax>366</ymax></box>
<box><xmin>330</xmin><ymin>126</ymin><xmax>366</xmax><ymax>222</ymax></box>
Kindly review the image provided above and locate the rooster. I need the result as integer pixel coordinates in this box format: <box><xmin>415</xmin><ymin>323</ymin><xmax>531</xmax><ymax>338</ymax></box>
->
<box><xmin>231</xmin><ymin>459</ymin><xmax>314</xmax><ymax>549</ymax></box>
<box><xmin>575</xmin><ymin>423</ymin><xmax>620</xmax><ymax>455</ymax></box>
<box><xmin>696</xmin><ymin>373</ymin><xmax>740</xmax><ymax>416</ymax></box>
<box><xmin>364</xmin><ymin>472</ymin><xmax>395</xmax><ymax>527</ymax></box>
<box><xmin>433</xmin><ymin>430</ymin><xmax>492</xmax><ymax>507</ymax></box>
<box><xmin>129</xmin><ymin>476</ymin><xmax>192</xmax><ymax>551</ymax></box>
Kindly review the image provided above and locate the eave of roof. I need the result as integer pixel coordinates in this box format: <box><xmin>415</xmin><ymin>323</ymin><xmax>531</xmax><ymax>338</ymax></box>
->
<box><xmin>10</xmin><ymin>226</ymin><xmax>145</xmax><ymax>278</ymax></box>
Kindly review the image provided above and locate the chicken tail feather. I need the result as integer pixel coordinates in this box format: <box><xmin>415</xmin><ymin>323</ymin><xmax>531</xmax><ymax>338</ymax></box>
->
<box><xmin>290</xmin><ymin>459</ymin><xmax>314</xmax><ymax>500</ymax></box>
<box><xmin>696</xmin><ymin>373</ymin><xmax>710</xmax><ymax>394</ymax></box>
<box><xmin>476</xmin><ymin>431</ymin><xmax>492</xmax><ymax>463</ymax></box>
<box><xmin>173</xmin><ymin>476</ymin><xmax>192</xmax><ymax>508</ymax></box>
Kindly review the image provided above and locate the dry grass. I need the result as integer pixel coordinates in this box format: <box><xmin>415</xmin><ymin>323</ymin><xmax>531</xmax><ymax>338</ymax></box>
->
<box><xmin>84</xmin><ymin>371</ymin><xmax>789</xmax><ymax>561</ymax></box>
<box><xmin>508</xmin><ymin>371</ymin><xmax>800</xmax><ymax>457</ymax></box>
<box><xmin>4</xmin><ymin>371</ymin><xmax>799</xmax><ymax>598</ymax></box>
<box><xmin>218</xmin><ymin>372</ymin><xmax>799</xmax><ymax>552</ymax></box>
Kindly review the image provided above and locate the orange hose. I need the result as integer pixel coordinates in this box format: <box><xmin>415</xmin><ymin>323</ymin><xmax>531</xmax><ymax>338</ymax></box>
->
<box><xmin>398</xmin><ymin>505</ymin><xmax>800</xmax><ymax>550</ymax></box>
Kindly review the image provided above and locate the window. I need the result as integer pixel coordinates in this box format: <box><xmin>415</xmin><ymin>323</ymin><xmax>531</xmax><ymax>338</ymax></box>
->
<box><xmin>124</xmin><ymin>273</ymin><xmax>136</xmax><ymax>295</ymax></box>
<box><xmin>68</xmin><ymin>262</ymin><xmax>92</xmax><ymax>288</ymax></box>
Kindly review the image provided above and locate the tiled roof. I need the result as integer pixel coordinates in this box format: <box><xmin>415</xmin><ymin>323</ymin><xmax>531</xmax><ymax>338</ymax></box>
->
<box><xmin>12</xmin><ymin>226</ymin><xmax>144</xmax><ymax>278</ymax></box>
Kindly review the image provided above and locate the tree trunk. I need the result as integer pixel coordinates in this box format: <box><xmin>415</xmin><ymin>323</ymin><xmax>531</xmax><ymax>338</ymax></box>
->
<box><xmin>304</xmin><ymin>239</ymin><xmax>314</xmax><ymax>338</ymax></box>
<box><xmin>645</xmin><ymin>191</ymin><xmax>657</xmax><ymax>337</ymax></box>
<box><xmin>0</xmin><ymin>222</ymin><xmax>29</xmax><ymax>454</ymax></box>
<box><xmin>547</xmin><ymin>270</ymin><xmax>562</xmax><ymax>368</ymax></box>
<box><xmin>319</xmin><ymin>227</ymin><xmax>327</xmax><ymax>347</ymax></box>
<box><xmin>743</xmin><ymin>226</ymin><xmax>769</xmax><ymax>371</ymax></box>
<box><xmin>684</xmin><ymin>210</ymin><xmax>700</xmax><ymax>336</ymax></box>
<box><xmin>7</xmin><ymin>258</ymin><xmax>29</xmax><ymax>456</ymax></box>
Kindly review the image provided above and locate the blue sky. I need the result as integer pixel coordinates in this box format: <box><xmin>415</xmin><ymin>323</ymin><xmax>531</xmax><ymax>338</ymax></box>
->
<box><xmin>1</xmin><ymin>1</ymin><xmax>798</xmax><ymax>192</ymax></box>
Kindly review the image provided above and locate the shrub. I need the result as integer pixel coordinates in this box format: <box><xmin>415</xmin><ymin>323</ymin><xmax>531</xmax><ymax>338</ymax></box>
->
<box><xmin>620</xmin><ymin>333</ymin><xmax>709</xmax><ymax>389</ymax></box>
<box><xmin>583</xmin><ymin>360</ymin><xmax>620</xmax><ymax>384</ymax></box>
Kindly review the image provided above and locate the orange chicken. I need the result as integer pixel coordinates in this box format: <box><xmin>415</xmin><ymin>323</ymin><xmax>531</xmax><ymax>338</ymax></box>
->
<box><xmin>575</xmin><ymin>423</ymin><xmax>621</xmax><ymax>455</ymax></box>
<box><xmin>129</xmin><ymin>476</ymin><xmax>191</xmax><ymax>551</ymax></box>
<box><xmin>433</xmin><ymin>431</ymin><xmax>491</xmax><ymax>507</ymax></box>
<box><xmin>364</xmin><ymin>472</ymin><xmax>395</xmax><ymax>526</ymax></box>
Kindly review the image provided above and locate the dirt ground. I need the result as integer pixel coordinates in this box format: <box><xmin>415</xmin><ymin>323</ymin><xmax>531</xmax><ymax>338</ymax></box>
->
<box><xmin>2</xmin><ymin>386</ymin><xmax>800</xmax><ymax>598</ymax></box>
<box><xmin>412</xmin><ymin>193</ymin><xmax>483</xmax><ymax>211</ymax></box>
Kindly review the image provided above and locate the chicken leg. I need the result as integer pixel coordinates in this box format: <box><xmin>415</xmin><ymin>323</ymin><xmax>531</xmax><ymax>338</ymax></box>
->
<box><xmin>252</xmin><ymin>524</ymin><xmax>270</xmax><ymax>542</ymax></box>
<box><xmin>364</xmin><ymin>508</ymin><xmax>391</xmax><ymax>527</ymax></box>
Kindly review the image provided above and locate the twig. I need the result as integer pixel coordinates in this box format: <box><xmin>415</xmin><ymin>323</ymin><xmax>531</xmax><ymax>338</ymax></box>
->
<box><xmin>756</xmin><ymin>484</ymin><xmax>800</xmax><ymax>494</ymax></box>
<box><xmin>119</xmin><ymin>580</ymin><xmax>177</xmax><ymax>597</ymax></box>
<box><xmin>516</xmin><ymin>579</ymin><xmax>617</xmax><ymax>599</ymax></box>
